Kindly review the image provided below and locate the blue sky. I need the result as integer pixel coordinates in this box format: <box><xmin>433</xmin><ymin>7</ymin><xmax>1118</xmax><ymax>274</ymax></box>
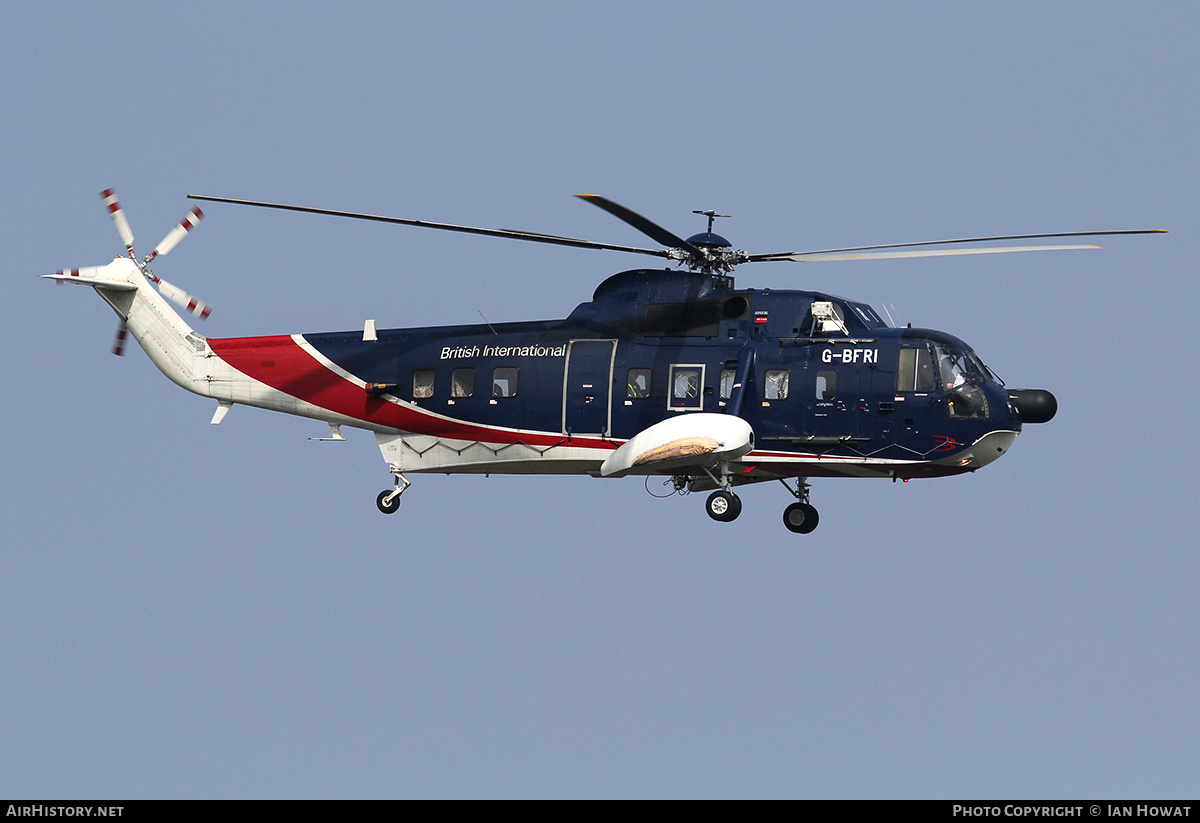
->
<box><xmin>2</xmin><ymin>1</ymin><xmax>1196</xmax><ymax>798</ymax></box>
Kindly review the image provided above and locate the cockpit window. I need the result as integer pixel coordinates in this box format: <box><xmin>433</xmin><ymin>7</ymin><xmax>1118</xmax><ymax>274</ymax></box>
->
<box><xmin>897</xmin><ymin>346</ymin><xmax>936</xmax><ymax>393</ymax></box>
<box><xmin>948</xmin><ymin>384</ymin><xmax>990</xmax><ymax>418</ymax></box>
<box><xmin>932</xmin><ymin>343</ymin><xmax>989</xmax><ymax>390</ymax></box>
<box><xmin>899</xmin><ymin>343</ymin><xmax>992</xmax><ymax>393</ymax></box>
<box><xmin>849</xmin><ymin>302</ymin><xmax>887</xmax><ymax>329</ymax></box>
<box><xmin>936</xmin><ymin>346</ymin><xmax>971</xmax><ymax>390</ymax></box>
<box><xmin>967</xmin><ymin>350</ymin><xmax>996</xmax><ymax>383</ymax></box>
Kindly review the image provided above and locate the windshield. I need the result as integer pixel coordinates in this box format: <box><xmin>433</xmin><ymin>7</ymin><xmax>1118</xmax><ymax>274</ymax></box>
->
<box><xmin>898</xmin><ymin>341</ymin><xmax>997</xmax><ymax>394</ymax></box>
<box><xmin>933</xmin><ymin>343</ymin><xmax>993</xmax><ymax>389</ymax></box>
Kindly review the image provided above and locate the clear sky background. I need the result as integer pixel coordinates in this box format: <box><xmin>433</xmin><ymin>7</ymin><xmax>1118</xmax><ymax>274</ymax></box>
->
<box><xmin>2</xmin><ymin>1</ymin><xmax>1196</xmax><ymax>799</ymax></box>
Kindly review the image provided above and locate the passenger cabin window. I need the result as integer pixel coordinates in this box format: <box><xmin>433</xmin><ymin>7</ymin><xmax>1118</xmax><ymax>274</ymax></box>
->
<box><xmin>719</xmin><ymin>369</ymin><xmax>736</xmax><ymax>400</ymax></box>
<box><xmin>816</xmin><ymin>371</ymin><xmax>836</xmax><ymax>400</ymax></box>
<box><xmin>451</xmin><ymin>367</ymin><xmax>475</xmax><ymax>398</ymax></box>
<box><xmin>492</xmin><ymin>367</ymin><xmax>518</xmax><ymax>398</ymax></box>
<box><xmin>764</xmin><ymin>369</ymin><xmax>790</xmax><ymax>400</ymax></box>
<box><xmin>673</xmin><ymin>370</ymin><xmax>699</xmax><ymax>400</ymax></box>
<box><xmin>668</xmin><ymin>365</ymin><xmax>703</xmax><ymax>410</ymax></box>
<box><xmin>413</xmin><ymin>369</ymin><xmax>435</xmax><ymax>398</ymax></box>
<box><xmin>627</xmin><ymin>368</ymin><xmax>652</xmax><ymax>398</ymax></box>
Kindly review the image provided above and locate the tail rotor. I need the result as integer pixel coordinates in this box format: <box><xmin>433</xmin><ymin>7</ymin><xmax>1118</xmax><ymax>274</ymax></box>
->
<box><xmin>80</xmin><ymin>190</ymin><xmax>215</xmax><ymax>353</ymax></box>
<box><xmin>154</xmin><ymin>275</ymin><xmax>212</xmax><ymax>320</ymax></box>
<box><xmin>101</xmin><ymin>188</ymin><xmax>135</xmax><ymax>256</ymax></box>
<box><xmin>146</xmin><ymin>206</ymin><xmax>203</xmax><ymax>262</ymax></box>
<box><xmin>111</xmin><ymin>321</ymin><xmax>129</xmax><ymax>356</ymax></box>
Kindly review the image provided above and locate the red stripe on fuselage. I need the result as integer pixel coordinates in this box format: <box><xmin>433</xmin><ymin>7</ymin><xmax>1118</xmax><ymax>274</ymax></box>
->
<box><xmin>207</xmin><ymin>334</ymin><xmax>611</xmax><ymax>448</ymax></box>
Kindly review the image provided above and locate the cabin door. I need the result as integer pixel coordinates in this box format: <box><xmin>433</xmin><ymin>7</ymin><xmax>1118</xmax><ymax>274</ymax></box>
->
<box><xmin>562</xmin><ymin>339</ymin><xmax>616</xmax><ymax>437</ymax></box>
<box><xmin>804</xmin><ymin>345</ymin><xmax>870</xmax><ymax>440</ymax></box>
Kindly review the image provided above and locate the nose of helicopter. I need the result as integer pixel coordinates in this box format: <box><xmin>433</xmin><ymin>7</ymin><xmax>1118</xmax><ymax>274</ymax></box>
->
<box><xmin>932</xmin><ymin>429</ymin><xmax>1020</xmax><ymax>471</ymax></box>
<box><xmin>1007</xmin><ymin>389</ymin><xmax>1058</xmax><ymax>424</ymax></box>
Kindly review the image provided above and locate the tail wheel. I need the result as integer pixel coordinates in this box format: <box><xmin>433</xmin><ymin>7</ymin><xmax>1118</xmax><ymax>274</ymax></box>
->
<box><xmin>376</xmin><ymin>490</ymin><xmax>401</xmax><ymax>514</ymax></box>
<box><xmin>706</xmin><ymin>490</ymin><xmax>742</xmax><ymax>522</ymax></box>
<box><xmin>783</xmin><ymin>502</ymin><xmax>819</xmax><ymax>534</ymax></box>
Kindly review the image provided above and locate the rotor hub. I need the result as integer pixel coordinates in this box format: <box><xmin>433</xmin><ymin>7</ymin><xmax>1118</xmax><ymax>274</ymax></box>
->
<box><xmin>685</xmin><ymin>232</ymin><xmax>732</xmax><ymax>248</ymax></box>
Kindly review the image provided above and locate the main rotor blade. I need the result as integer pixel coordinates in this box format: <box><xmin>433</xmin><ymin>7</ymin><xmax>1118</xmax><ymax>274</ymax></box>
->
<box><xmin>187</xmin><ymin>195</ymin><xmax>672</xmax><ymax>258</ymax></box>
<box><xmin>495</xmin><ymin>228</ymin><xmax>673</xmax><ymax>257</ymax></box>
<box><xmin>575</xmin><ymin>194</ymin><xmax>704</xmax><ymax>257</ymax></box>
<box><xmin>746</xmin><ymin>229</ymin><xmax>1167</xmax><ymax>262</ymax></box>
<box><xmin>774</xmin><ymin>244</ymin><xmax>1101</xmax><ymax>262</ymax></box>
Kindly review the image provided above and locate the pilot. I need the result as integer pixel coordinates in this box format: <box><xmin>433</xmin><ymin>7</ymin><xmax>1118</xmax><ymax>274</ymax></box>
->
<box><xmin>939</xmin><ymin>354</ymin><xmax>966</xmax><ymax>389</ymax></box>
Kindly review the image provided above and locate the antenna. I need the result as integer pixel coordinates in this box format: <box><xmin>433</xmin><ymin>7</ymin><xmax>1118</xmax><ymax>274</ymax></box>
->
<box><xmin>692</xmin><ymin>209</ymin><xmax>730</xmax><ymax>233</ymax></box>
<box><xmin>478</xmin><ymin>310</ymin><xmax>498</xmax><ymax>335</ymax></box>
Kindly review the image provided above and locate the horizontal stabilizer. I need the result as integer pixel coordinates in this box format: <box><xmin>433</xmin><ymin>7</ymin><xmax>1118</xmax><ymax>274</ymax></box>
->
<box><xmin>42</xmin><ymin>272</ymin><xmax>137</xmax><ymax>291</ymax></box>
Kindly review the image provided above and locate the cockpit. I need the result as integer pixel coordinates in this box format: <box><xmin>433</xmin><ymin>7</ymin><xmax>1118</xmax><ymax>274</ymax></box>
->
<box><xmin>897</xmin><ymin>339</ymin><xmax>998</xmax><ymax>419</ymax></box>
<box><xmin>934</xmin><ymin>343</ymin><xmax>995</xmax><ymax>389</ymax></box>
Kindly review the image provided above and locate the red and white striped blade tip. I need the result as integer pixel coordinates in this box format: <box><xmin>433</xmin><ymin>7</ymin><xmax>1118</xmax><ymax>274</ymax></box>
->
<box><xmin>148</xmin><ymin>206</ymin><xmax>203</xmax><ymax>260</ymax></box>
<box><xmin>99</xmin><ymin>188</ymin><xmax>134</xmax><ymax>249</ymax></box>
<box><xmin>156</xmin><ymin>278</ymin><xmax>213</xmax><ymax>320</ymax></box>
<box><xmin>54</xmin><ymin>266</ymin><xmax>108</xmax><ymax>278</ymax></box>
<box><xmin>111</xmin><ymin>324</ymin><xmax>127</xmax><ymax>356</ymax></box>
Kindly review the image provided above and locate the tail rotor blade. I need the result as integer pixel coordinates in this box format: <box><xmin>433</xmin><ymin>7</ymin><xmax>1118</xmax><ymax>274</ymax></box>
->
<box><xmin>156</xmin><ymin>277</ymin><xmax>212</xmax><ymax>320</ymax></box>
<box><xmin>100</xmin><ymin>188</ymin><xmax>135</xmax><ymax>254</ymax></box>
<box><xmin>147</xmin><ymin>206</ymin><xmax>203</xmax><ymax>261</ymax></box>
<box><xmin>111</xmin><ymin>321</ymin><xmax>128</xmax><ymax>356</ymax></box>
<box><xmin>53</xmin><ymin>266</ymin><xmax>109</xmax><ymax>279</ymax></box>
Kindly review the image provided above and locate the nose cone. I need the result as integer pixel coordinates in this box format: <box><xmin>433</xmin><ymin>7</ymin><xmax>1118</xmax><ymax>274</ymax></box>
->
<box><xmin>1008</xmin><ymin>389</ymin><xmax>1057</xmax><ymax>424</ymax></box>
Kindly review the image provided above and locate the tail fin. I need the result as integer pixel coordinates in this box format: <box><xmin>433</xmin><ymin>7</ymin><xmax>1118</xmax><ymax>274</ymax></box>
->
<box><xmin>47</xmin><ymin>257</ymin><xmax>213</xmax><ymax>398</ymax></box>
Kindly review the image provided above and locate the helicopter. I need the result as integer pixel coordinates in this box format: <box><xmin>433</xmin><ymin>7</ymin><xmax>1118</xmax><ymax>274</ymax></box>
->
<box><xmin>45</xmin><ymin>189</ymin><xmax>1164</xmax><ymax>533</ymax></box>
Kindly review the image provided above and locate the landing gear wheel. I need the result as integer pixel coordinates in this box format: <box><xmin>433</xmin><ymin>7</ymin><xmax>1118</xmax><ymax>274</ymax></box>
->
<box><xmin>783</xmin><ymin>502</ymin><xmax>819</xmax><ymax>534</ymax></box>
<box><xmin>376</xmin><ymin>490</ymin><xmax>401</xmax><ymax>514</ymax></box>
<box><xmin>706</xmin><ymin>490</ymin><xmax>742</xmax><ymax>522</ymax></box>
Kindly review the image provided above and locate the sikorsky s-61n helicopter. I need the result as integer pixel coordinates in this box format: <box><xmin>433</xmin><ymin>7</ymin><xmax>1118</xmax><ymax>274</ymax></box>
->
<box><xmin>46</xmin><ymin>190</ymin><xmax>1164</xmax><ymax>533</ymax></box>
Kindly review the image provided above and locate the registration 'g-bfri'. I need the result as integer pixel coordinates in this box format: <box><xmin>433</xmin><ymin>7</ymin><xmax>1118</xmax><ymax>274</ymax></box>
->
<box><xmin>45</xmin><ymin>191</ymin><xmax>1164</xmax><ymax>533</ymax></box>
